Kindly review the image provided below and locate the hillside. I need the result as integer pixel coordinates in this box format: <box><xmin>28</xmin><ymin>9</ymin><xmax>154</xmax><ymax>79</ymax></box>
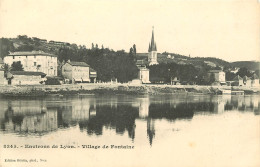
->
<box><xmin>137</xmin><ymin>53</ymin><xmax>259</xmax><ymax>71</ymax></box>
<box><xmin>231</xmin><ymin>61</ymin><xmax>260</xmax><ymax>71</ymax></box>
<box><xmin>0</xmin><ymin>36</ymin><xmax>259</xmax><ymax>72</ymax></box>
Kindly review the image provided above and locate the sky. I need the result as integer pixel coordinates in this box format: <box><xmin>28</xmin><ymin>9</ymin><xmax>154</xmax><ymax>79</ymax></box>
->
<box><xmin>0</xmin><ymin>0</ymin><xmax>259</xmax><ymax>62</ymax></box>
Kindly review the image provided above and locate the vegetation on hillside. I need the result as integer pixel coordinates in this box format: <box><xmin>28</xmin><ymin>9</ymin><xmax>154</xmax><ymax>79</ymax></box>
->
<box><xmin>0</xmin><ymin>35</ymin><xmax>259</xmax><ymax>84</ymax></box>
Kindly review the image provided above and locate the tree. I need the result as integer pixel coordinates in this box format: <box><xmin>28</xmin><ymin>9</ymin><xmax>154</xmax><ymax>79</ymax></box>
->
<box><xmin>133</xmin><ymin>44</ymin><xmax>136</xmax><ymax>55</ymax></box>
<box><xmin>209</xmin><ymin>73</ymin><xmax>215</xmax><ymax>84</ymax></box>
<box><xmin>236</xmin><ymin>67</ymin><xmax>251</xmax><ymax>77</ymax></box>
<box><xmin>213</xmin><ymin>66</ymin><xmax>222</xmax><ymax>70</ymax></box>
<box><xmin>129</xmin><ymin>47</ymin><xmax>133</xmax><ymax>56</ymax></box>
<box><xmin>0</xmin><ymin>38</ymin><xmax>15</xmax><ymax>58</ymax></box>
<box><xmin>254</xmin><ymin>69</ymin><xmax>260</xmax><ymax>77</ymax></box>
<box><xmin>132</xmin><ymin>44</ymin><xmax>137</xmax><ymax>62</ymax></box>
<box><xmin>11</xmin><ymin>61</ymin><xmax>24</xmax><ymax>71</ymax></box>
<box><xmin>226</xmin><ymin>71</ymin><xmax>236</xmax><ymax>81</ymax></box>
<box><xmin>3</xmin><ymin>64</ymin><xmax>10</xmax><ymax>77</ymax></box>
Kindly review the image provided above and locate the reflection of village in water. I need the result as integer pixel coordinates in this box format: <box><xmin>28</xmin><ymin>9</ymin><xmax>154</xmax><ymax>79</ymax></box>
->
<box><xmin>0</xmin><ymin>95</ymin><xmax>259</xmax><ymax>146</ymax></box>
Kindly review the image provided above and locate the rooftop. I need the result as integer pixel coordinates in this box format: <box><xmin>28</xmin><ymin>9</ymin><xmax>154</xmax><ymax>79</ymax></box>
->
<box><xmin>7</xmin><ymin>51</ymin><xmax>57</xmax><ymax>57</ymax></box>
<box><xmin>68</xmin><ymin>61</ymin><xmax>90</xmax><ymax>67</ymax></box>
<box><xmin>233</xmin><ymin>75</ymin><xmax>243</xmax><ymax>81</ymax></box>
<box><xmin>243</xmin><ymin>76</ymin><xmax>251</xmax><ymax>80</ymax></box>
<box><xmin>251</xmin><ymin>74</ymin><xmax>259</xmax><ymax>79</ymax></box>
<box><xmin>208</xmin><ymin>70</ymin><xmax>224</xmax><ymax>73</ymax></box>
<box><xmin>90</xmin><ymin>68</ymin><xmax>97</xmax><ymax>72</ymax></box>
<box><xmin>10</xmin><ymin>71</ymin><xmax>46</xmax><ymax>76</ymax></box>
<box><xmin>136</xmin><ymin>59</ymin><xmax>148</xmax><ymax>66</ymax></box>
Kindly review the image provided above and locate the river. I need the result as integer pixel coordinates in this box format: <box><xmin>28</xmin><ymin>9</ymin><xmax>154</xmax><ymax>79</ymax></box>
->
<box><xmin>0</xmin><ymin>94</ymin><xmax>259</xmax><ymax>167</ymax></box>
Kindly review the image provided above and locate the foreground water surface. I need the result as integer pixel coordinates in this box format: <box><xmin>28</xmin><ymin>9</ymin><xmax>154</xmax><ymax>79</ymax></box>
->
<box><xmin>0</xmin><ymin>94</ymin><xmax>259</xmax><ymax>167</ymax></box>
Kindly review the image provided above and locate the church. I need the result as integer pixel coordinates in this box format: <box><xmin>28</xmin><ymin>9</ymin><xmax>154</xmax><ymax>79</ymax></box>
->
<box><xmin>136</xmin><ymin>27</ymin><xmax>159</xmax><ymax>84</ymax></box>
<box><xmin>148</xmin><ymin>27</ymin><xmax>159</xmax><ymax>65</ymax></box>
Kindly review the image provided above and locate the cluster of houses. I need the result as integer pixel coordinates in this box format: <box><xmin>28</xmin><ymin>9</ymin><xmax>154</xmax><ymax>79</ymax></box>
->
<box><xmin>230</xmin><ymin>74</ymin><xmax>259</xmax><ymax>87</ymax></box>
<box><xmin>0</xmin><ymin>51</ymin><xmax>97</xmax><ymax>85</ymax></box>
<box><xmin>1</xmin><ymin>29</ymin><xmax>259</xmax><ymax>87</ymax></box>
<box><xmin>207</xmin><ymin>70</ymin><xmax>259</xmax><ymax>87</ymax></box>
<box><xmin>134</xmin><ymin>28</ymin><xmax>260</xmax><ymax>87</ymax></box>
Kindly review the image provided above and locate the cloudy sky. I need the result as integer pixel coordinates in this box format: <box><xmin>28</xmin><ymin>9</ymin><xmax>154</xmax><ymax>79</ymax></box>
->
<box><xmin>0</xmin><ymin>0</ymin><xmax>259</xmax><ymax>62</ymax></box>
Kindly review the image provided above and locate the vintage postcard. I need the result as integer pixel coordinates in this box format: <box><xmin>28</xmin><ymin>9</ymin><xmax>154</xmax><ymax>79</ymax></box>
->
<box><xmin>0</xmin><ymin>0</ymin><xmax>259</xmax><ymax>167</ymax></box>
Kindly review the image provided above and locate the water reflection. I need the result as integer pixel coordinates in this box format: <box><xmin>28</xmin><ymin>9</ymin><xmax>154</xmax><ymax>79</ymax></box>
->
<box><xmin>0</xmin><ymin>95</ymin><xmax>259</xmax><ymax>145</ymax></box>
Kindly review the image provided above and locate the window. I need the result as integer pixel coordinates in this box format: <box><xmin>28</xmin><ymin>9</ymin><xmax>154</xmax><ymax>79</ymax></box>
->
<box><xmin>34</xmin><ymin>55</ymin><xmax>36</xmax><ymax>58</ymax></box>
<box><xmin>34</xmin><ymin>62</ymin><xmax>36</xmax><ymax>66</ymax></box>
<box><xmin>13</xmin><ymin>56</ymin><xmax>15</xmax><ymax>59</ymax></box>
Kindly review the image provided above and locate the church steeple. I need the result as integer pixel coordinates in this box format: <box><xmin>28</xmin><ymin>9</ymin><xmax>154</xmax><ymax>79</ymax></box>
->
<box><xmin>150</xmin><ymin>26</ymin><xmax>157</xmax><ymax>51</ymax></box>
<box><xmin>147</xmin><ymin>26</ymin><xmax>158</xmax><ymax>66</ymax></box>
<box><xmin>148</xmin><ymin>43</ymin><xmax>151</xmax><ymax>52</ymax></box>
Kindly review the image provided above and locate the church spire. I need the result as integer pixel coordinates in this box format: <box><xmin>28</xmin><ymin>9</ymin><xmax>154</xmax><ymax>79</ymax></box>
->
<box><xmin>147</xmin><ymin>26</ymin><xmax>158</xmax><ymax>65</ymax></box>
<box><xmin>150</xmin><ymin>26</ymin><xmax>157</xmax><ymax>51</ymax></box>
<box><xmin>148</xmin><ymin>43</ymin><xmax>151</xmax><ymax>52</ymax></box>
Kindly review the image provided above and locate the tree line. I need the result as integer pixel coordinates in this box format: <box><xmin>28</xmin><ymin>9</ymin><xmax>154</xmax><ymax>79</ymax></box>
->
<box><xmin>1</xmin><ymin>36</ymin><xmax>259</xmax><ymax>84</ymax></box>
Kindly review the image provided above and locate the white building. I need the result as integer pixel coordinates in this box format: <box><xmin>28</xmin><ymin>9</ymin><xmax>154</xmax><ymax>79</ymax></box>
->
<box><xmin>243</xmin><ymin>76</ymin><xmax>252</xmax><ymax>87</ymax></box>
<box><xmin>207</xmin><ymin>70</ymin><xmax>226</xmax><ymax>83</ymax></box>
<box><xmin>139</xmin><ymin>68</ymin><xmax>150</xmax><ymax>83</ymax></box>
<box><xmin>4</xmin><ymin>51</ymin><xmax>57</xmax><ymax>76</ymax></box>
<box><xmin>251</xmin><ymin>74</ymin><xmax>259</xmax><ymax>87</ymax></box>
<box><xmin>136</xmin><ymin>60</ymin><xmax>150</xmax><ymax>83</ymax></box>
<box><xmin>62</xmin><ymin>60</ymin><xmax>94</xmax><ymax>83</ymax></box>
<box><xmin>0</xmin><ymin>58</ymin><xmax>7</xmax><ymax>85</ymax></box>
<box><xmin>0</xmin><ymin>69</ymin><xmax>7</xmax><ymax>85</ymax></box>
<box><xmin>6</xmin><ymin>71</ymin><xmax>46</xmax><ymax>85</ymax></box>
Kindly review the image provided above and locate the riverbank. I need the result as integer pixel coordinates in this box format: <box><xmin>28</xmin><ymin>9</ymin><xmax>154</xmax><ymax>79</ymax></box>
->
<box><xmin>0</xmin><ymin>83</ymin><xmax>259</xmax><ymax>97</ymax></box>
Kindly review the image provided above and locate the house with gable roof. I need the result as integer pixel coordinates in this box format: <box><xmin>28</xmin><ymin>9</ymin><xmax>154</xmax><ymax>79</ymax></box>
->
<box><xmin>4</xmin><ymin>51</ymin><xmax>57</xmax><ymax>76</ymax></box>
<box><xmin>61</xmin><ymin>60</ymin><xmax>97</xmax><ymax>83</ymax></box>
<box><xmin>207</xmin><ymin>70</ymin><xmax>226</xmax><ymax>84</ymax></box>
<box><xmin>6</xmin><ymin>71</ymin><xmax>46</xmax><ymax>85</ymax></box>
<box><xmin>243</xmin><ymin>76</ymin><xmax>252</xmax><ymax>87</ymax></box>
<box><xmin>251</xmin><ymin>74</ymin><xmax>259</xmax><ymax>87</ymax></box>
<box><xmin>232</xmin><ymin>75</ymin><xmax>243</xmax><ymax>86</ymax></box>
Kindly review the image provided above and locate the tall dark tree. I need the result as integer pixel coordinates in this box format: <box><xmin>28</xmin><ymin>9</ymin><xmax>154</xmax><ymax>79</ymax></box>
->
<box><xmin>236</xmin><ymin>67</ymin><xmax>251</xmax><ymax>77</ymax></box>
<box><xmin>133</xmin><ymin>44</ymin><xmax>136</xmax><ymax>55</ymax></box>
<box><xmin>129</xmin><ymin>47</ymin><xmax>133</xmax><ymax>56</ymax></box>
<box><xmin>132</xmin><ymin>44</ymin><xmax>137</xmax><ymax>62</ymax></box>
<box><xmin>57</xmin><ymin>48</ymin><xmax>74</xmax><ymax>62</ymax></box>
<box><xmin>11</xmin><ymin>61</ymin><xmax>23</xmax><ymax>71</ymax></box>
<box><xmin>255</xmin><ymin>69</ymin><xmax>260</xmax><ymax>77</ymax></box>
<box><xmin>226</xmin><ymin>71</ymin><xmax>236</xmax><ymax>81</ymax></box>
<box><xmin>209</xmin><ymin>73</ymin><xmax>215</xmax><ymax>84</ymax></box>
<box><xmin>3</xmin><ymin>64</ymin><xmax>10</xmax><ymax>77</ymax></box>
<box><xmin>0</xmin><ymin>38</ymin><xmax>15</xmax><ymax>58</ymax></box>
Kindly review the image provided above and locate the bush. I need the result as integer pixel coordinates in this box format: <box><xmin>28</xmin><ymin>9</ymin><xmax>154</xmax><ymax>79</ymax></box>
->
<box><xmin>45</xmin><ymin>77</ymin><xmax>61</xmax><ymax>85</ymax></box>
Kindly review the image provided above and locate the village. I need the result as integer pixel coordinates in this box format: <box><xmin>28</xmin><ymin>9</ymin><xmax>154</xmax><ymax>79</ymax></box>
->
<box><xmin>0</xmin><ymin>28</ymin><xmax>259</xmax><ymax>95</ymax></box>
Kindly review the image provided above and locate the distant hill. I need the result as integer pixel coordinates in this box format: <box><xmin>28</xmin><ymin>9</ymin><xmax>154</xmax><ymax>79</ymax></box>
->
<box><xmin>137</xmin><ymin>53</ymin><xmax>260</xmax><ymax>71</ymax></box>
<box><xmin>231</xmin><ymin>61</ymin><xmax>260</xmax><ymax>71</ymax></box>
<box><xmin>1</xmin><ymin>36</ymin><xmax>259</xmax><ymax>72</ymax></box>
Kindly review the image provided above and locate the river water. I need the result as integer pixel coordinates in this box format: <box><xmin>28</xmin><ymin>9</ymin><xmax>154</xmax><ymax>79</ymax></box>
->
<box><xmin>0</xmin><ymin>94</ymin><xmax>259</xmax><ymax>167</ymax></box>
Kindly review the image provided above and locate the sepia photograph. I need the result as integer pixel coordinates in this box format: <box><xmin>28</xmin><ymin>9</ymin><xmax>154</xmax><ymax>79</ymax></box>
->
<box><xmin>0</xmin><ymin>0</ymin><xmax>260</xmax><ymax>166</ymax></box>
